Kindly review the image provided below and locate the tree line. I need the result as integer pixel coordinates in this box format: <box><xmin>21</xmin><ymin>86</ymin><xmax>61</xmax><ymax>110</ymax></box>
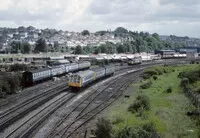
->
<box><xmin>74</xmin><ymin>31</ymin><xmax>186</xmax><ymax>54</ymax></box>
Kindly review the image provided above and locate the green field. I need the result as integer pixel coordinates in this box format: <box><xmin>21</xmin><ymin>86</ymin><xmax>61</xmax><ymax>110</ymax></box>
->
<box><xmin>103</xmin><ymin>64</ymin><xmax>200</xmax><ymax>138</ymax></box>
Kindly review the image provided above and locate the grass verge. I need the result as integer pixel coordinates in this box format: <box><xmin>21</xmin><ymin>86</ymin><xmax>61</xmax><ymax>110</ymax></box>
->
<box><xmin>102</xmin><ymin>64</ymin><xmax>199</xmax><ymax>138</ymax></box>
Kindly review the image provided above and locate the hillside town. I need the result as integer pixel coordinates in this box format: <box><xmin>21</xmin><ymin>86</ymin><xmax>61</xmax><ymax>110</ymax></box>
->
<box><xmin>1</xmin><ymin>26</ymin><xmax>200</xmax><ymax>59</ymax></box>
<box><xmin>0</xmin><ymin>26</ymin><xmax>134</xmax><ymax>53</ymax></box>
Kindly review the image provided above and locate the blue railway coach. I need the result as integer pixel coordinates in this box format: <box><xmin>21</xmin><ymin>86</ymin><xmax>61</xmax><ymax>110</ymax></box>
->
<box><xmin>22</xmin><ymin>61</ymin><xmax>91</xmax><ymax>87</ymax></box>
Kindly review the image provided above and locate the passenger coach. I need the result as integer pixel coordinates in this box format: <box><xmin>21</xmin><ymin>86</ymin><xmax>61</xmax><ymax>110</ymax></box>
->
<box><xmin>22</xmin><ymin>61</ymin><xmax>91</xmax><ymax>87</ymax></box>
<box><xmin>68</xmin><ymin>65</ymin><xmax>115</xmax><ymax>90</ymax></box>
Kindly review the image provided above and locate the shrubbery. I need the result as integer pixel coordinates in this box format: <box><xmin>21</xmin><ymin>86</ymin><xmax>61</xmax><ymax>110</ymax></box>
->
<box><xmin>9</xmin><ymin>63</ymin><xmax>29</xmax><ymax>72</ymax></box>
<box><xmin>128</xmin><ymin>95</ymin><xmax>150</xmax><ymax>113</ymax></box>
<box><xmin>153</xmin><ymin>76</ymin><xmax>157</xmax><ymax>80</ymax></box>
<box><xmin>95</xmin><ymin>118</ymin><xmax>112</xmax><ymax>138</ymax></box>
<box><xmin>140</xmin><ymin>81</ymin><xmax>152</xmax><ymax>89</ymax></box>
<box><xmin>166</xmin><ymin>86</ymin><xmax>172</xmax><ymax>93</ymax></box>
<box><xmin>178</xmin><ymin>70</ymin><xmax>200</xmax><ymax>83</ymax></box>
<box><xmin>115</xmin><ymin>123</ymin><xmax>159</xmax><ymax>138</ymax></box>
<box><xmin>112</xmin><ymin>116</ymin><xmax>124</xmax><ymax>125</ymax></box>
<box><xmin>190</xmin><ymin>60</ymin><xmax>195</xmax><ymax>64</ymax></box>
<box><xmin>144</xmin><ymin>70</ymin><xmax>157</xmax><ymax>76</ymax></box>
<box><xmin>0</xmin><ymin>73</ymin><xmax>22</xmax><ymax>98</ymax></box>
<box><xmin>180</xmin><ymin>78</ymin><xmax>189</xmax><ymax>87</ymax></box>
<box><xmin>142</xmin><ymin>66</ymin><xmax>174</xmax><ymax>80</ymax></box>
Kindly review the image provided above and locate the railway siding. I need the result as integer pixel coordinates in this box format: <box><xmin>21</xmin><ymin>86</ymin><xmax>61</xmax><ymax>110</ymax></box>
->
<box><xmin>0</xmin><ymin>83</ymin><xmax>67</xmax><ymax>133</ymax></box>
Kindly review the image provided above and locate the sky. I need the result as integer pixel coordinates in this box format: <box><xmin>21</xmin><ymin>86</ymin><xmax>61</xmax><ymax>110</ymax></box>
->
<box><xmin>0</xmin><ymin>0</ymin><xmax>200</xmax><ymax>37</ymax></box>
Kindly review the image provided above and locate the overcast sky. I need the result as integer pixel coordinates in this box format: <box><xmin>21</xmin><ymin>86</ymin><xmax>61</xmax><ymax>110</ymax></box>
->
<box><xmin>0</xmin><ymin>0</ymin><xmax>200</xmax><ymax>37</ymax></box>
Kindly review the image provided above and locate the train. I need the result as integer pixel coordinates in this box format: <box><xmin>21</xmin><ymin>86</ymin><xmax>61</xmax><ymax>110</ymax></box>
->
<box><xmin>22</xmin><ymin>61</ymin><xmax>91</xmax><ymax>87</ymax></box>
<box><xmin>162</xmin><ymin>53</ymin><xmax>187</xmax><ymax>59</ymax></box>
<box><xmin>127</xmin><ymin>57</ymin><xmax>142</xmax><ymax>65</ymax></box>
<box><xmin>68</xmin><ymin>65</ymin><xmax>115</xmax><ymax>90</ymax></box>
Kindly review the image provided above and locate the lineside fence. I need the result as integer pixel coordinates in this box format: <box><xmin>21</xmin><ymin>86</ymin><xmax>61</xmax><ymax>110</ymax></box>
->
<box><xmin>184</xmin><ymin>86</ymin><xmax>200</xmax><ymax>111</ymax></box>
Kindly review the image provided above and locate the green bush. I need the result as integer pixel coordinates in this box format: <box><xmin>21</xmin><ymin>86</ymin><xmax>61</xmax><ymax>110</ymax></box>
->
<box><xmin>0</xmin><ymin>81</ymin><xmax>11</xmax><ymax>94</ymax></box>
<box><xmin>190</xmin><ymin>60</ymin><xmax>195</xmax><ymax>64</ymax></box>
<box><xmin>112</xmin><ymin>116</ymin><xmax>124</xmax><ymax>125</ymax></box>
<box><xmin>136</xmin><ymin>95</ymin><xmax>151</xmax><ymax>110</ymax></box>
<box><xmin>193</xmin><ymin>88</ymin><xmax>200</xmax><ymax>94</ymax></box>
<box><xmin>140</xmin><ymin>81</ymin><xmax>152</xmax><ymax>89</ymax></box>
<box><xmin>178</xmin><ymin>70</ymin><xmax>200</xmax><ymax>83</ymax></box>
<box><xmin>128</xmin><ymin>95</ymin><xmax>150</xmax><ymax>113</ymax></box>
<box><xmin>180</xmin><ymin>78</ymin><xmax>189</xmax><ymax>87</ymax></box>
<box><xmin>9</xmin><ymin>63</ymin><xmax>29</xmax><ymax>72</ymax></box>
<box><xmin>115</xmin><ymin>126</ymin><xmax>135</xmax><ymax>138</ymax></box>
<box><xmin>153</xmin><ymin>76</ymin><xmax>157</xmax><ymax>80</ymax></box>
<box><xmin>144</xmin><ymin>70</ymin><xmax>157</xmax><ymax>76</ymax></box>
<box><xmin>166</xmin><ymin>86</ymin><xmax>172</xmax><ymax>93</ymax></box>
<box><xmin>155</xmin><ymin>68</ymin><xmax>163</xmax><ymax>75</ymax></box>
<box><xmin>0</xmin><ymin>85</ymin><xmax>6</xmax><ymax>98</ymax></box>
<box><xmin>0</xmin><ymin>73</ymin><xmax>21</xmax><ymax>96</ymax></box>
<box><xmin>95</xmin><ymin>118</ymin><xmax>112</xmax><ymax>138</ymax></box>
<box><xmin>115</xmin><ymin>123</ymin><xmax>159</xmax><ymax>138</ymax></box>
<box><xmin>142</xmin><ymin>73</ymin><xmax>151</xmax><ymax>79</ymax></box>
<box><xmin>138</xmin><ymin>122</ymin><xmax>160</xmax><ymax>138</ymax></box>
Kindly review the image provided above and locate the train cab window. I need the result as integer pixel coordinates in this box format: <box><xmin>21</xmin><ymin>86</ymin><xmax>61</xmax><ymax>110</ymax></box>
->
<box><xmin>75</xmin><ymin>76</ymin><xmax>80</xmax><ymax>83</ymax></box>
<box><xmin>70</xmin><ymin>75</ymin><xmax>75</xmax><ymax>83</ymax></box>
<box><xmin>70</xmin><ymin>75</ymin><xmax>80</xmax><ymax>83</ymax></box>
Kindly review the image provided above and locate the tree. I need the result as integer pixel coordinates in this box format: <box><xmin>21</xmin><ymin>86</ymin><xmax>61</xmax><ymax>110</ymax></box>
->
<box><xmin>65</xmin><ymin>46</ymin><xmax>69</xmax><ymax>52</ymax></box>
<box><xmin>10</xmin><ymin>41</ymin><xmax>21</xmax><ymax>53</ymax></box>
<box><xmin>152</xmin><ymin>33</ymin><xmax>160</xmax><ymax>40</ymax></box>
<box><xmin>95</xmin><ymin>31</ymin><xmax>107</xmax><ymax>36</ymax></box>
<box><xmin>124</xmin><ymin>42</ymin><xmax>133</xmax><ymax>53</ymax></box>
<box><xmin>34</xmin><ymin>38</ymin><xmax>47</xmax><ymax>53</ymax></box>
<box><xmin>131</xmin><ymin>41</ymin><xmax>137</xmax><ymax>53</ymax></box>
<box><xmin>18</xmin><ymin>26</ymin><xmax>26</xmax><ymax>32</ymax></box>
<box><xmin>27</xmin><ymin>26</ymin><xmax>35</xmax><ymax>31</ymax></box>
<box><xmin>83</xmin><ymin>45</ymin><xmax>92</xmax><ymax>54</ymax></box>
<box><xmin>94</xmin><ymin>47</ymin><xmax>100</xmax><ymax>54</ymax></box>
<box><xmin>21</xmin><ymin>42</ymin><xmax>31</xmax><ymax>54</ymax></box>
<box><xmin>75</xmin><ymin>45</ymin><xmax>82</xmax><ymax>54</ymax></box>
<box><xmin>106</xmin><ymin>42</ymin><xmax>116</xmax><ymax>54</ymax></box>
<box><xmin>99</xmin><ymin>44</ymin><xmax>108</xmax><ymax>53</ymax></box>
<box><xmin>117</xmin><ymin>43</ymin><xmax>125</xmax><ymax>53</ymax></box>
<box><xmin>81</xmin><ymin>30</ymin><xmax>90</xmax><ymax>36</ymax></box>
<box><xmin>54</xmin><ymin>41</ymin><xmax>59</xmax><ymax>52</ymax></box>
<box><xmin>114</xmin><ymin>27</ymin><xmax>128</xmax><ymax>34</ymax></box>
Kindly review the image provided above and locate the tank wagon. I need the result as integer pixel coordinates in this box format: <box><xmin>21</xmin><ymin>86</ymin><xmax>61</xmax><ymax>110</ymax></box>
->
<box><xmin>22</xmin><ymin>61</ymin><xmax>90</xmax><ymax>87</ymax></box>
<box><xmin>68</xmin><ymin>65</ymin><xmax>115</xmax><ymax>90</ymax></box>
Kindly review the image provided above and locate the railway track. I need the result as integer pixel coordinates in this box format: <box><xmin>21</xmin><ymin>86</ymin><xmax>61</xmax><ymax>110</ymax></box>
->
<box><xmin>44</xmin><ymin>69</ymin><xmax>142</xmax><ymax>138</ymax></box>
<box><xmin>0</xmin><ymin>60</ymin><xmax>190</xmax><ymax>137</ymax></box>
<box><xmin>0</xmin><ymin>78</ymin><xmax>68</xmax><ymax>110</ymax></box>
<box><xmin>0</xmin><ymin>83</ymin><xmax>68</xmax><ymax>132</ymax></box>
<box><xmin>1</xmin><ymin>92</ymin><xmax>76</xmax><ymax>138</ymax></box>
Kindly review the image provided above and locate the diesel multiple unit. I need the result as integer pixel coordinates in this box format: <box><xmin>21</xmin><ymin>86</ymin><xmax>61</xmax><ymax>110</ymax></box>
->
<box><xmin>68</xmin><ymin>65</ymin><xmax>115</xmax><ymax>89</ymax></box>
<box><xmin>22</xmin><ymin>61</ymin><xmax>90</xmax><ymax>86</ymax></box>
